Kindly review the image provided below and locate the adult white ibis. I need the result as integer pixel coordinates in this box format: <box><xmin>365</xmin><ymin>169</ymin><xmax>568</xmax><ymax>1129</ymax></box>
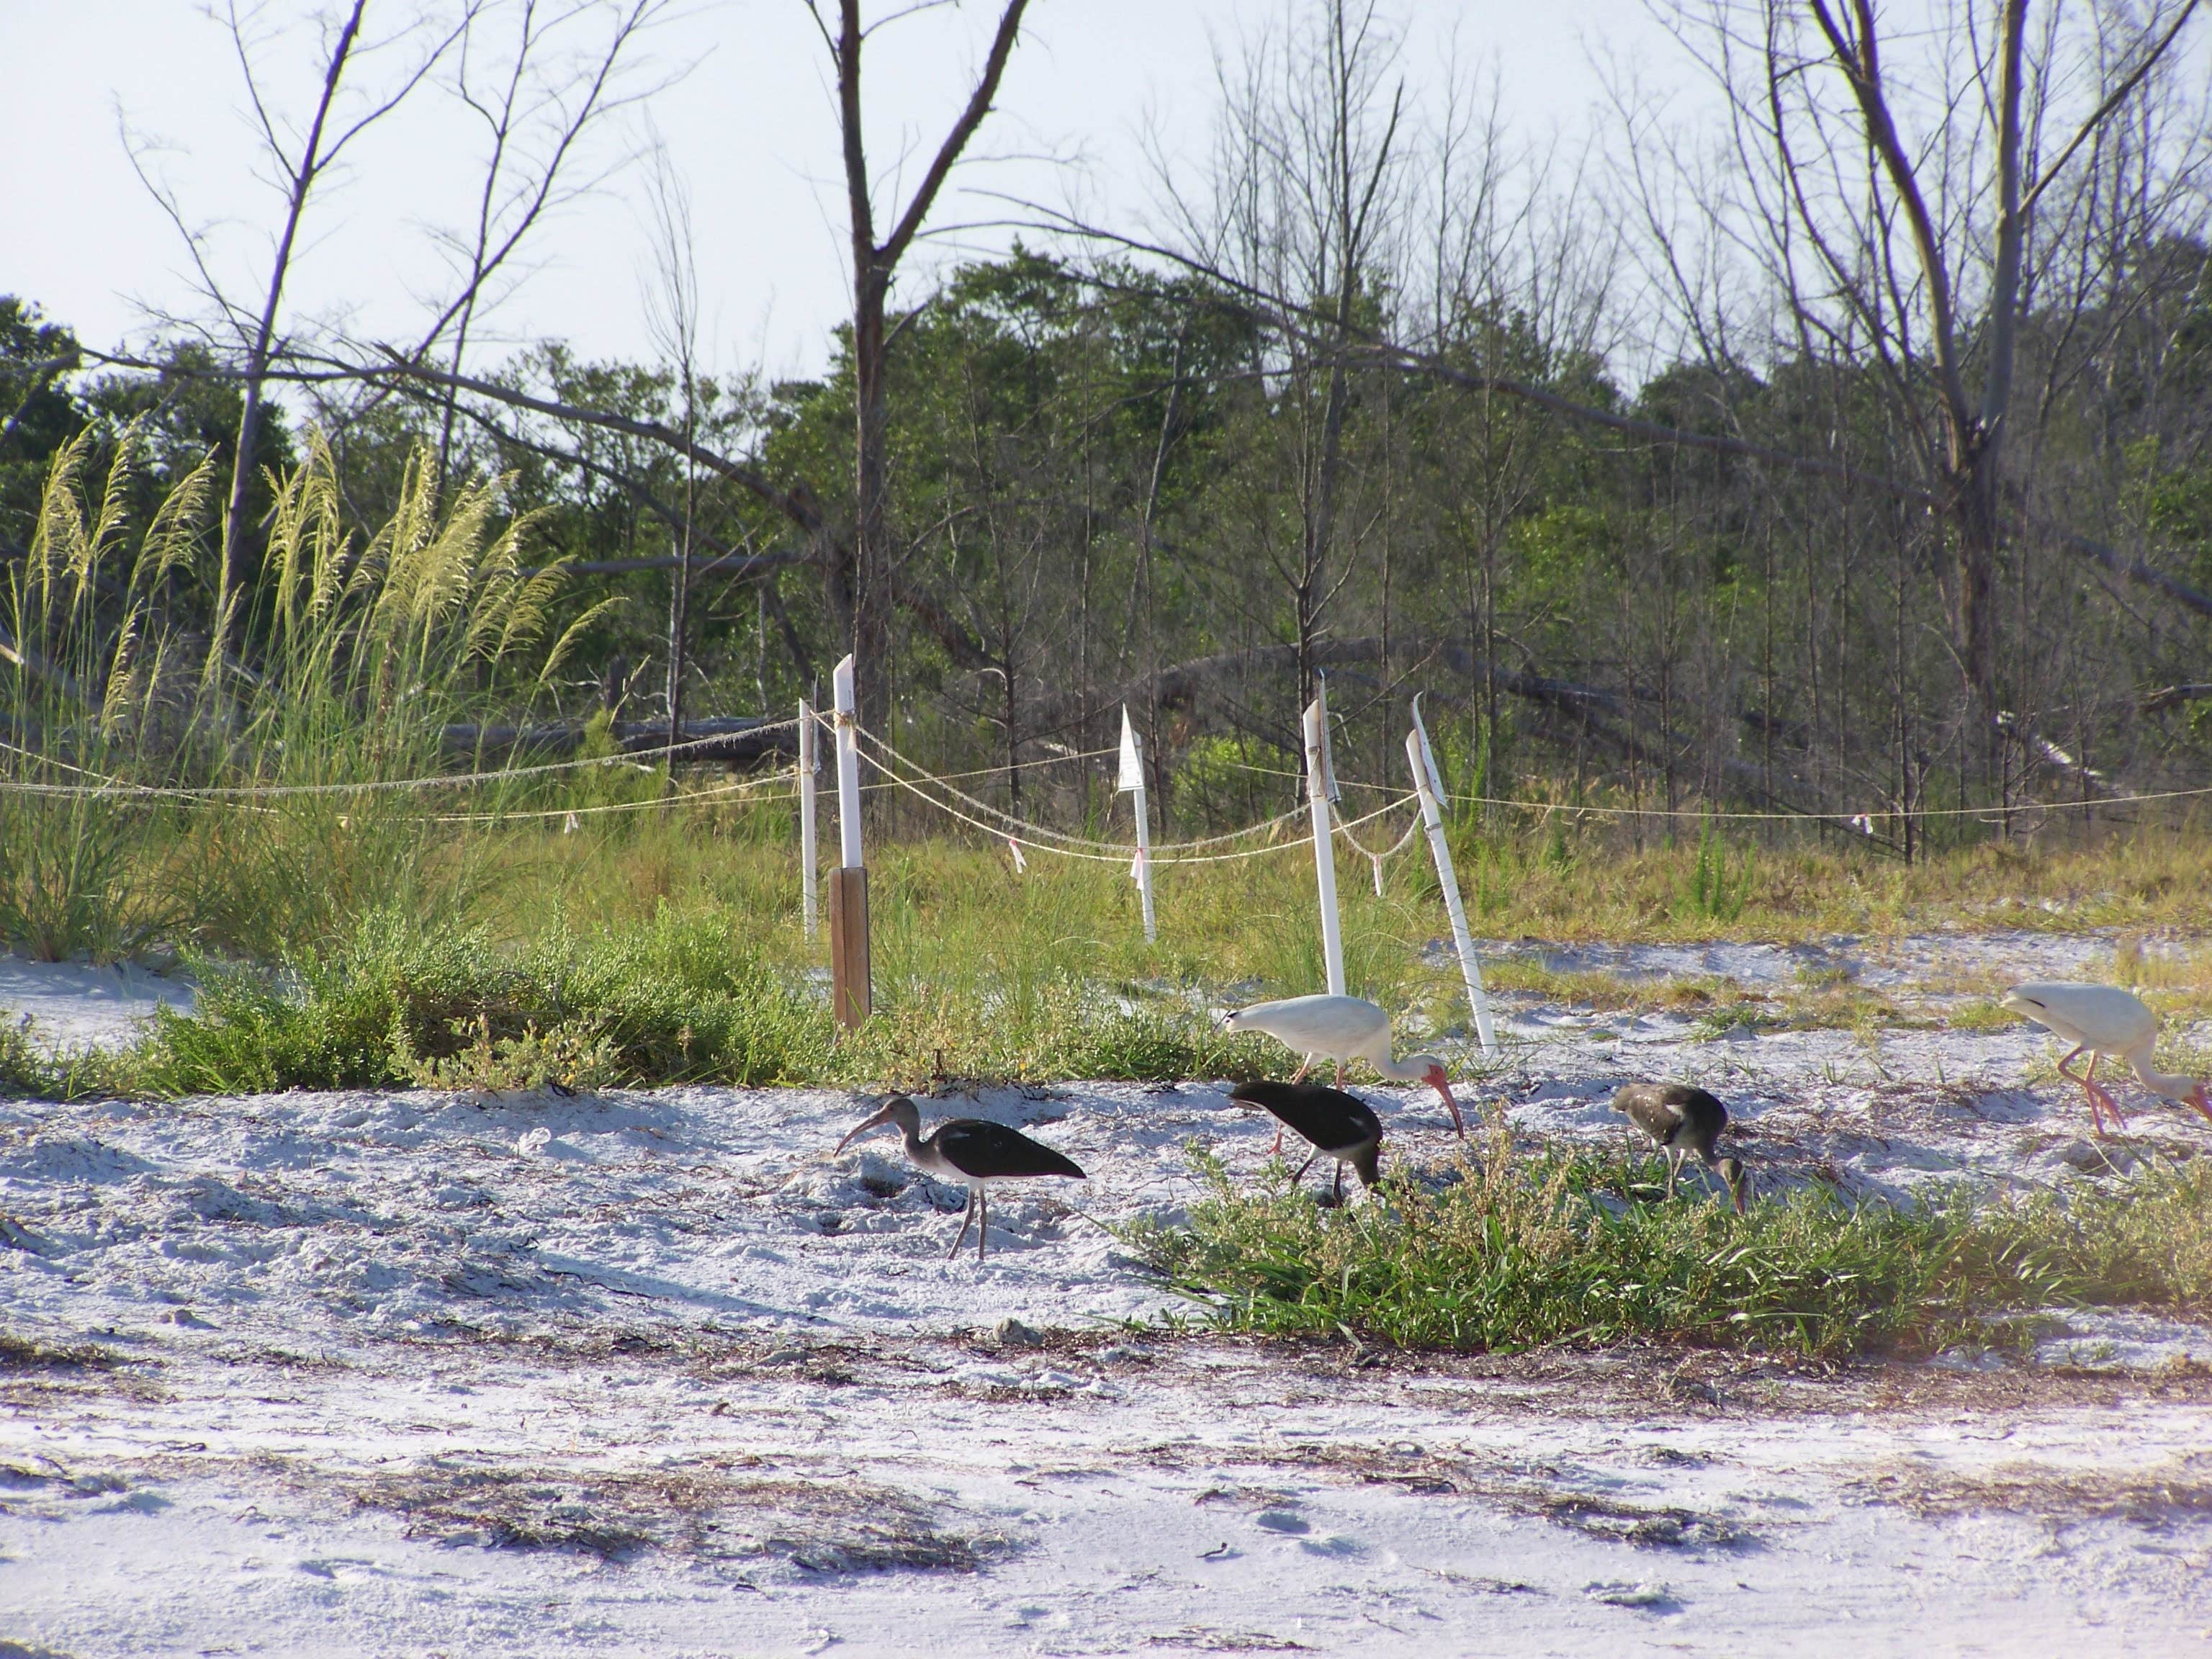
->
<box><xmin>2000</xmin><ymin>981</ymin><xmax>2212</xmax><ymax>1138</ymax></box>
<box><xmin>833</xmin><ymin>1095</ymin><xmax>1085</xmax><ymax>1260</ymax></box>
<box><xmin>1228</xmin><ymin>1080</ymin><xmax>1382</xmax><ymax>1202</ymax></box>
<box><xmin>1222</xmin><ymin>994</ymin><xmax>1465</xmax><ymax>1138</ymax></box>
<box><xmin>1609</xmin><ymin>1082</ymin><xmax>1748</xmax><ymax>1213</ymax></box>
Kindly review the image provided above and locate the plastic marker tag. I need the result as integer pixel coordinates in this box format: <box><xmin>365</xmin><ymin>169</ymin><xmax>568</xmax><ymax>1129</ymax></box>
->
<box><xmin>1118</xmin><ymin>706</ymin><xmax>1144</xmax><ymax>792</ymax></box>
<box><xmin>1007</xmin><ymin>836</ymin><xmax>1028</xmax><ymax>873</ymax></box>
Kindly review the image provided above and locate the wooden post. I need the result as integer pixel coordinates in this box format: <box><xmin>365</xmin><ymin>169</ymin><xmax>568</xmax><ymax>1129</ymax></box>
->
<box><xmin>1304</xmin><ymin>691</ymin><xmax>1346</xmax><ymax>997</ymax></box>
<box><xmin>827</xmin><ymin>866</ymin><xmax>871</xmax><ymax>1026</ymax></box>
<box><xmin>1408</xmin><ymin>696</ymin><xmax>1496</xmax><ymax>1053</ymax></box>
<box><xmin>829</xmin><ymin>654</ymin><xmax>870</xmax><ymax>1027</ymax></box>
<box><xmin>799</xmin><ymin>698</ymin><xmax>819</xmax><ymax>941</ymax></box>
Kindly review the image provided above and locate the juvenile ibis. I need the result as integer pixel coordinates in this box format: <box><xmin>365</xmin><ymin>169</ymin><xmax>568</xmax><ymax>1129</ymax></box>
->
<box><xmin>1222</xmin><ymin>994</ymin><xmax>1465</xmax><ymax>1137</ymax></box>
<box><xmin>2000</xmin><ymin>982</ymin><xmax>2212</xmax><ymax>1138</ymax></box>
<box><xmin>1228</xmin><ymin>1080</ymin><xmax>1383</xmax><ymax>1202</ymax></box>
<box><xmin>833</xmin><ymin>1095</ymin><xmax>1085</xmax><ymax>1260</ymax></box>
<box><xmin>1609</xmin><ymin>1082</ymin><xmax>1748</xmax><ymax>1213</ymax></box>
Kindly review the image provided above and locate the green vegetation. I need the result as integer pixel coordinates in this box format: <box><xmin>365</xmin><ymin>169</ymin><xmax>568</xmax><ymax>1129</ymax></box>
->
<box><xmin>1133</xmin><ymin>1144</ymin><xmax>2212</xmax><ymax>1360</ymax></box>
<box><xmin>28</xmin><ymin>902</ymin><xmax>1272</xmax><ymax>1100</ymax></box>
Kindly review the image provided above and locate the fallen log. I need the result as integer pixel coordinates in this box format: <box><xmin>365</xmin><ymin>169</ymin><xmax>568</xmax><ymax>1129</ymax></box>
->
<box><xmin>441</xmin><ymin>714</ymin><xmax>797</xmax><ymax>767</ymax></box>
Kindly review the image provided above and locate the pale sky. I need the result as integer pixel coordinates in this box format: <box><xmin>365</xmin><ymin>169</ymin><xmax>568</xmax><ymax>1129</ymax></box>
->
<box><xmin>3</xmin><ymin>0</ymin><xmax>1728</xmax><ymax>385</ymax></box>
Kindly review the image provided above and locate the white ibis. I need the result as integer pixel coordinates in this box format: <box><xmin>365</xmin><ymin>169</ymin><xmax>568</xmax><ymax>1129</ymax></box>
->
<box><xmin>2000</xmin><ymin>981</ymin><xmax>2212</xmax><ymax>1138</ymax></box>
<box><xmin>1228</xmin><ymin>1080</ymin><xmax>1382</xmax><ymax>1202</ymax></box>
<box><xmin>1222</xmin><ymin>994</ymin><xmax>1465</xmax><ymax>1138</ymax></box>
<box><xmin>834</xmin><ymin>1095</ymin><xmax>1085</xmax><ymax>1260</ymax></box>
<box><xmin>1609</xmin><ymin>1082</ymin><xmax>1748</xmax><ymax>1213</ymax></box>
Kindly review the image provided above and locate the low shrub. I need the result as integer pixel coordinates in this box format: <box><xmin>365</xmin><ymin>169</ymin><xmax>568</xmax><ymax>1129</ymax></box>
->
<box><xmin>1131</xmin><ymin>1141</ymin><xmax>2212</xmax><ymax>1359</ymax></box>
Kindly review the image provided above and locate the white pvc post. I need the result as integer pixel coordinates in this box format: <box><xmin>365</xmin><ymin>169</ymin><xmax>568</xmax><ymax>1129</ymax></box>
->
<box><xmin>1304</xmin><ymin>694</ymin><xmax>1346</xmax><ymax>997</ymax></box>
<box><xmin>1407</xmin><ymin>696</ymin><xmax>1496</xmax><ymax>1054</ymax></box>
<box><xmin>1117</xmin><ymin>706</ymin><xmax>1156</xmax><ymax>943</ymax></box>
<box><xmin>832</xmin><ymin>654</ymin><xmax>862</xmax><ymax>869</ymax></box>
<box><xmin>798</xmin><ymin>698</ymin><xmax>819</xmax><ymax>940</ymax></box>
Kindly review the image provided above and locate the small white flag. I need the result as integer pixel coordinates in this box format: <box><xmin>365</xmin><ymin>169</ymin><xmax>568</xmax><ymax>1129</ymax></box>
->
<box><xmin>1007</xmin><ymin>835</ymin><xmax>1027</xmax><ymax>873</ymax></box>
<box><xmin>1118</xmin><ymin>706</ymin><xmax>1144</xmax><ymax>792</ymax></box>
<box><xmin>1370</xmin><ymin>853</ymin><xmax>1385</xmax><ymax>896</ymax></box>
<box><xmin>563</xmin><ymin>811</ymin><xmax>581</xmax><ymax>835</ymax></box>
<box><xmin>1130</xmin><ymin>845</ymin><xmax>1146</xmax><ymax>885</ymax></box>
<box><xmin>1850</xmin><ymin>813</ymin><xmax>1875</xmax><ymax>837</ymax></box>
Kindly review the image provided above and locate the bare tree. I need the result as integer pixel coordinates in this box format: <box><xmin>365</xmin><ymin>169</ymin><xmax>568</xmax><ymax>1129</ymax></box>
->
<box><xmin>801</xmin><ymin>0</ymin><xmax>1032</xmax><ymax>729</ymax></box>
<box><xmin>639</xmin><ymin>132</ymin><xmax>701</xmax><ymax>755</ymax></box>
<box><xmin>129</xmin><ymin>1</ymin><xmax>470</xmax><ymax>669</ymax></box>
<box><xmin>423</xmin><ymin>0</ymin><xmax>670</xmax><ymax>489</ymax></box>
<box><xmin>1647</xmin><ymin>0</ymin><xmax>2207</xmax><ymax>755</ymax></box>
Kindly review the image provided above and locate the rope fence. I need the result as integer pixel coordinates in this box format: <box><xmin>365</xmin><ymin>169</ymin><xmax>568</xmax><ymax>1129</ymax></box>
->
<box><xmin>3</xmin><ymin>706</ymin><xmax>2210</xmax><ymax>841</ymax></box>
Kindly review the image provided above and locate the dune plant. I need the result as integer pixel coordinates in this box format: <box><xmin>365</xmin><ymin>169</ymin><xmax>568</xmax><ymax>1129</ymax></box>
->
<box><xmin>1133</xmin><ymin>1141</ymin><xmax>2212</xmax><ymax>1359</ymax></box>
<box><xmin>0</xmin><ymin>421</ymin><xmax>207</xmax><ymax>959</ymax></box>
<box><xmin>0</xmin><ymin>428</ymin><xmax>610</xmax><ymax>961</ymax></box>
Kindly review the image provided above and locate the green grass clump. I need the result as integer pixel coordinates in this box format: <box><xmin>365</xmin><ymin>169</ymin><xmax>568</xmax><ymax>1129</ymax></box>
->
<box><xmin>1131</xmin><ymin>1144</ymin><xmax>2212</xmax><ymax>1360</ymax></box>
<box><xmin>105</xmin><ymin>904</ymin><xmax>1274</xmax><ymax>1099</ymax></box>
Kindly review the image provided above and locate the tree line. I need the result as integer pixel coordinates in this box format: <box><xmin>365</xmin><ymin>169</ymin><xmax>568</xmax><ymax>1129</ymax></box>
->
<box><xmin>4</xmin><ymin>0</ymin><xmax>2210</xmax><ymax>854</ymax></box>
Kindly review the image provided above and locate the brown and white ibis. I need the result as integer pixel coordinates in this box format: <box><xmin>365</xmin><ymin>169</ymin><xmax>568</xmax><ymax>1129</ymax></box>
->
<box><xmin>1609</xmin><ymin>1082</ymin><xmax>1748</xmax><ymax>1213</ymax></box>
<box><xmin>2000</xmin><ymin>981</ymin><xmax>2212</xmax><ymax>1138</ymax></box>
<box><xmin>1222</xmin><ymin>994</ymin><xmax>1465</xmax><ymax>1138</ymax></box>
<box><xmin>1228</xmin><ymin>1080</ymin><xmax>1383</xmax><ymax>1202</ymax></box>
<box><xmin>833</xmin><ymin>1095</ymin><xmax>1085</xmax><ymax>1260</ymax></box>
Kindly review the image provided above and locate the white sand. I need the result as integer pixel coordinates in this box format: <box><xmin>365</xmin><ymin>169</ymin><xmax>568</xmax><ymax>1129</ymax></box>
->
<box><xmin>0</xmin><ymin>956</ymin><xmax>195</xmax><ymax>1052</ymax></box>
<box><xmin>4</xmin><ymin>929</ymin><xmax>2211</xmax><ymax>1655</ymax></box>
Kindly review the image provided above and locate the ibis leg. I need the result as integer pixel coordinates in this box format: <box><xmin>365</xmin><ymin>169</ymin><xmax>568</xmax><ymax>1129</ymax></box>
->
<box><xmin>950</xmin><ymin>1191</ymin><xmax>976</xmax><ymax>1259</ymax></box>
<box><xmin>2059</xmin><ymin>1048</ymin><xmax>2123</xmax><ymax>1138</ymax></box>
<box><xmin>1334</xmin><ymin>1061</ymin><xmax>1346</xmax><ymax>1088</ymax></box>
<box><xmin>1331</xmin><ymin>1160</ymin><xmax>1344</xmax><ymax>1203</ymax></box>
<box><xmin>1290</xmin><ymin>1058</ymin><xmax>1313</xmax><ymax>1084</ymax></box>
<box><xmin>1290</xmin><ymin>1152</ymin><xmax>1317</xmax><ymax>1188</ymax></box>
<box><xmin>976</xmin><ymin>1188</ymin><xmax>989</xmax><ymax>1262</ymax></box>
<box><xmin>2084</xmin><ymin>1055</ymin><xmax>2128</xmax><ymax>1130</ymax></box>
<box><xmin>1665</xmin><ymin>1148</ymin><xmax>1682</xmax><ymax>1199</ymax></box>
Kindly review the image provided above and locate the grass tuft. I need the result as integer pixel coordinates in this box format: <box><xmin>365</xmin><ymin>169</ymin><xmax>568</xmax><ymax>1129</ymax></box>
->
<box><xmin>107</xmin><ymin>904</ymin><xmax>1276</xmax><ymax>1098</ymax></box>
<box><xmin>1130</xmin><ymin>1141</ymin><xmax>2212</xmax><ymax>1360</ymax></box>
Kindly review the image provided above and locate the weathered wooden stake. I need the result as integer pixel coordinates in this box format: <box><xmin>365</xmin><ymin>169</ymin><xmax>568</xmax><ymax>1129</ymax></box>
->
<box><xmin>798</xmin><ymin>698</ymin><xmax>819</xmax><ymax>941</ymax></box>
<box><xmin>827</xmin><ymin>865</ymin><xmax>871</xmax><ymax>1027</ymax></box>
<box><xmin>829</xmin><ymin>654</ymin><xmax>870</xmax><ymax>1026</ymax></box>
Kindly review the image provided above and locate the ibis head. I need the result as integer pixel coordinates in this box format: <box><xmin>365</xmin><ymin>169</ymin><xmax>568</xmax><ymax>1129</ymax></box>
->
<box><xmin>836</xmin><ymin>1094</ymin><xmax>921</xmax><ymax>1155</ymax></box>
<box><xmin>1715</xmin><ymin>1156</ymin><xmax>1749</xmax><ymax>1215</ymax></box>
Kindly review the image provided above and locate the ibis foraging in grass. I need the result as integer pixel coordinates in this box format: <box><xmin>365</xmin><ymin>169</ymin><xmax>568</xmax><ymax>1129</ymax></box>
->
<box><xmin>2000</xmin><ymin>982</ymin><xmax>2212</xmax><ymax>1138</ymax></box>
<box><xmin>833</xmin><ymin>1095</ymin><xmax>1085</xmax><ymax>1260</ymax></box>
<box><xmin>1609</xmin><ymin>1082</ymin><xmax>1748</xmax><ymax>1213</ymax></box>
<box><xmin>1222</xmin><ymin>994</ymin><xmax>1465</xmax><ymax>1138</ymax></box>
<box><xmin>1228</xmin><ymin>1080</ymin><xmax>1383</xmax><ymax>1202</ymax></box>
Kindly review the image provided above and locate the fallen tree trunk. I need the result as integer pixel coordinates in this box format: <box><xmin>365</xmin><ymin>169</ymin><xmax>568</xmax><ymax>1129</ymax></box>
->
<box><xmin>441</xmin><ymin>714</ymin><xmax>797</xmax><ymax>767</ymax></box>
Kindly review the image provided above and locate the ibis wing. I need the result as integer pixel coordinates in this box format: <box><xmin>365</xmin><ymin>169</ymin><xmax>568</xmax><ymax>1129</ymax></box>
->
<box><xmin>934</xmin><ymin>1120</ymin><xmax>1085</xmax><ymax>1181</ymax></box>
<box><xmin>1229</xmin><ymin>1081</ymin><xmax>1383</xmax><ymax>1150</ymax></box>
<box><xmin>1233</xmin><ymin>994</ymin><xmax>1387</xmax><ymax>1053</ymax></box>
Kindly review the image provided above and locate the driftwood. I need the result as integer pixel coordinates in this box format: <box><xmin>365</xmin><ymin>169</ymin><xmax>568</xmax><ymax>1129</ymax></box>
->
<box><xmin>440</xmin><ymin>714</ymin><xmax>797</xmax><ymax>767</ymax></box>
<box><xmin>2141</xmin><ymin>682</ymin><xmax>2212</xmax><ymax>714</ymax></box>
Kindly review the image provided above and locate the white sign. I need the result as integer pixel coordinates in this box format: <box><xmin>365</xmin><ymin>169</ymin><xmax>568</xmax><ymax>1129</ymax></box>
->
<box><xmin>1118</xmin><ymin>706</ymin><xmax>1144</xmax><ymax>791</ymax></box>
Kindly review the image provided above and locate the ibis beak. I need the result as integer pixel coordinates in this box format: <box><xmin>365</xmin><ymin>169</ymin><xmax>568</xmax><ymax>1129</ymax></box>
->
<box><xmin>2191</xmin><ymin>1084</ymin><xmax>2212</xmax><ymax>1128</ymax></box>
<box><xmin>835</xmin><ymin>1102</ymin><xmax>898</xmax><ymax>1156</ymax></box>
<box><xmin>1430</xmin><ymin>1070</ymin><xmax>1467</xmax><ymax>1138</ymax></box>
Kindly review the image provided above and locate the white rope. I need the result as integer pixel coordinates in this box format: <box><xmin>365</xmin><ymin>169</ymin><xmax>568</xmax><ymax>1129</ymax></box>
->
<box><xmin>858</xmin><ymin>734</ymin><xmax>1416</xmax><ymax>867</ymax></box>
<box><xmin>855</xmin><ymin>725</ymin><xmax>1313</xmax><ymax>854</ymax></box>
<box><xmin>0</xmin><ymin>716</ymin><xmax>801</xmax><ymax>802</ymax></box>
